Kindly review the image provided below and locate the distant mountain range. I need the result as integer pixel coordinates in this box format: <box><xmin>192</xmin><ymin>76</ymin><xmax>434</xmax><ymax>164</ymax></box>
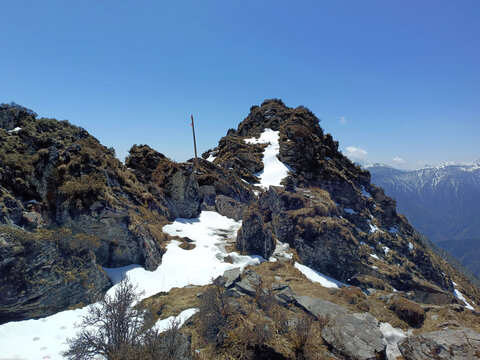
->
<box><xmin>367</xmin><ymin>161</ymin><xmax>480</xmax><ymax>277</ymax></box>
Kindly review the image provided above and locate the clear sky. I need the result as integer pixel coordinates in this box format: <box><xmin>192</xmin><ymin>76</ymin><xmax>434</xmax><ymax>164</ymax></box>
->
<box><xmin>1</xmin><ymin>0</ymin><xmax>479</xmax><ymax>169</ymax></box>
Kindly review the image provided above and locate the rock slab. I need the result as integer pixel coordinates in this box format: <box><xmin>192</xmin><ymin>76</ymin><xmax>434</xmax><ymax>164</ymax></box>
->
<box><xmin>399</xmin><ymin>328</ymin><xmax>480</xmax><ymax>360</ymax></box>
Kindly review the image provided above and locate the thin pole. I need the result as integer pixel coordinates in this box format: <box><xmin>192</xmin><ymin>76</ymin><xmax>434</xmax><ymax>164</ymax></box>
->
<box><xmin>191</xmin><ymin>114</ymin><xmax>198</xmax><ymax>171</ymax></box>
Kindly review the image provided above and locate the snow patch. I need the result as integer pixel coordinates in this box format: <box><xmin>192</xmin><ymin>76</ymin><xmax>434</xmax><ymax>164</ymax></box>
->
<box><xmin>382</xmin><ymin>246</ymin><xmax>390</xmax><ymax>255</ymax></box>
<box><xmin>294</xmin><ymin>263</ymin><xmax>345</xmax><ymax>288</ymax></box>
<box><xmin>408</xmin><ymin>242</ymin><xmax>414</xmax><ymax>251</ymax></box>
<box><xmin>369</xmin><ymin>222</ymin><xmax>380</xmax><ymax>233</ymax></box>
<box><xmin>206</xmin><ymin>153</ymin><xmax>216</xmax><ymax>162</ymax></box>
<box><xmin>379</xmin><ymin>322</ymin><xmax>409</xmax><ymax>360</ymax></box>
<box><xmin>244</xmin><ymin>129</ymin><xmax>291</xmax><ymax>188</ymax></box>
<box><xmin>453</xmin><ymin>285</ymin><xmax>474</xmax><ymax>310</ymax></box>
<box><xmin>154</xmin><ymin>308</ymin><xmax>198</xmax><ymax>333</ymax></box>
<box><xmin>8</xmin><ymin>126</ymin><xmax>21</xmax><ymax>133</ymax></box>
<box><xmin>344</xmin><ymin>208</ymin><xmax>356</xmax><ymax>214</ymax></box>
<box><xmin>370</xmin><ymin>254</ymin><xmax>380</xmax><ymax>260</ymax></box>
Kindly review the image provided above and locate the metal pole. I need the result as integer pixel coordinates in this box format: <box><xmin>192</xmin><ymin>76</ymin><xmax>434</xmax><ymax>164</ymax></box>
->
<box><xmin>191</xmin><ymin>114</ymin><xmax>198</xmax><ymax>171</ymax></box>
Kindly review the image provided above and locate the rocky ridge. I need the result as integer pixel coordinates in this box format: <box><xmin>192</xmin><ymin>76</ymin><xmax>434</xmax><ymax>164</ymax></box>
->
<box><xmin>204</xmin><ymin>99</ymin><xmax>480</xmax><ymax>307</ymax></box>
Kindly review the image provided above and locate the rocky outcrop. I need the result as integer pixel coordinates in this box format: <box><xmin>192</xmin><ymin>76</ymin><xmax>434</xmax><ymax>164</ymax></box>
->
<box><xmin>399</xmin><ymin>328</ymin><xmax>480</xmax><ymax>360</ymax></box>
<box><xmin>0</xmin><ymin>227</ymin><xmax>110</xmax><ymax>323</ymax></box>
<box><xmin>127</xmin><ymin>145</ymin><xmax>256</xmax><ymax>221</ymax></box>
<box><xmin>2</xmin><ymin>99</ymin><xmax>480</xmax><ymax>331</ymax></box>
<box><xmin>0</xmin><ymin>104</ymin><xmax>170</xmax><ymax>320</ymax></box>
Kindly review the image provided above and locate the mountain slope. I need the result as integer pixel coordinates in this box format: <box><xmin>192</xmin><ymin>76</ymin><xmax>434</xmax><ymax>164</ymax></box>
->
<box><xmin>367</xmin><ymin>162</ymin><xmax>480</xmax><ymax>242</ymax></box>
<box><xmin>367</xmin><ymin>162</ymin><xmax>480</xmax><ymax>278</ymax></box>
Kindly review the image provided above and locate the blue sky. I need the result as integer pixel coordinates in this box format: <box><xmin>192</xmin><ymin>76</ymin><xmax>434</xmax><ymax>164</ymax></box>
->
<box><xmin>1</xmin><ymin>0</ymin><xmax>479</xmax><ymax>169</ymax></box>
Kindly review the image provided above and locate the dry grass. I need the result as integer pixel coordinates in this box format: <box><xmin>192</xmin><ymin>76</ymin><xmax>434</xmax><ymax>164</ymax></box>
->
<box><xmin>142</xmin><ymin>285</ymin><xmax>207</xmax><ymax>321</ymax></box>
<box><xmin>387</xmin><ymin>296</ymin><xmax>425</xmax><ymax>327</ymax></box>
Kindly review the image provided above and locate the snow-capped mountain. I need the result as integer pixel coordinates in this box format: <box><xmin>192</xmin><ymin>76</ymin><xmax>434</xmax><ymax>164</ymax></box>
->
<box><xmin>367</xmin><ymin>162</ymin><xmax>480</xmax><ymax>276</ymax></box>
<box><xmin>367</xmin><ymin>162</ymin><xmax>480</xmax><ymax>243</ymax></box>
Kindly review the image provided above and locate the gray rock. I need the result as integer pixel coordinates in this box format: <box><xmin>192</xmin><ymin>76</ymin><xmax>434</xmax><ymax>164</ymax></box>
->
<box><xmin>399</xmin><ymin>328</ymin><xmax>480</xmax><ymax>360</ymax></box>
<box><xmin>222</xmin><ymin>267</ymin><xmax>241</xmax><ymax>288</ymax></box>
<box><xmin>224</xmin><ymin>289</ymin><xmax>242</xmax><ymax>298</ymax></box>
<box><xmin>198</xmin><ymin>185</ymin><xmax>216</xmax><ymax>207</ymax></box>
<box><xmin>215</xmin><ymin>195</ymin><xmax>247</xmax><ymax>221</ymax></box>
<box><xmin>294</xmin><ymin>295</ymin><xmax>348</xmax><ymax>319</ymax></box>
<box><xmin>322</xmin><ymin>313</ymin><xmax>386</xmax><ymax>360</ymax></box>
<box><xmin>271</xmin><ymin>283</ymin><xmax>289</xmax><ymax>291</ymax></box>
<box><xmin>235</xmin><ymin>269</ymin><xmax>261</xmax><ymax>296</ymax></box>
<box><xmin>293</xmin><ymin>294</ymin><xmax>386</xmax><ymax>360</ymax></box>
<box><xmin>275</xmin><ymin>286</ymin><xmax>295</xmax><ymax>306</ymax></box>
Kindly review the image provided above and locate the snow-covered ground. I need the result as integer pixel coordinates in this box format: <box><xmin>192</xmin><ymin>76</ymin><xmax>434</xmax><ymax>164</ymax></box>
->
<box><xmin>244</xmin><ymin>128</ymin><xmax>291</xmax><ymax>188</ymax></box>
<box><xmin>0</xmin><ymin>211</ymin><xmax>261</xmax><ymax>360</ymax></box>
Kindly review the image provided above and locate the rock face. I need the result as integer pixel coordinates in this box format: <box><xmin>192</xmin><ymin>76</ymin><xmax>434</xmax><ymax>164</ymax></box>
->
<box><xmin>206</xmin><ymin>99</ymin><xmax>480</xmax><ymax>308</ymax></box>
<box><xmin>293</xmin><ymin>294</ymin><xmax>386</xmax><ymax>359</ymax></box>
<box><xmin>236</xmin><ymin>207</ymin><xmax>275</xmax><ymax>260</ymax></box>
<box><xmin>398</xmin><ymin>328</ymin><xmax>480</xmax><ymax>360</ymax></box>
<box><xmin>0</xmin><ymin>227</ymin><xmax>110</xmax><ymax>323</ymax></box>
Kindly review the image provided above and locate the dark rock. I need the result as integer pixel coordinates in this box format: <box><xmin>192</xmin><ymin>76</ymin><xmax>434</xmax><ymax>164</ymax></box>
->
<box><xmin>236</xmin><ymin>207</ymin><xmax>275</xmax><ymax>260</ymax></box>
<box><xmin>399</xmin><ymin>328</ymin><xmax>480</xmax><ymax>360</ymax></box>
<box><xmin>0</xmin><ymin>227</ymin><xmax>110</xmax><ymax>323</ymax></box>
<box><xmin>198</xmin><ymin>185</ymin><xmax>216</xmax><ymax>207</ymax></box>
<box><xmin>224</xmin><ymin>289</ymin><xmax>242</xmax><ymax>298</ymax></box>
<box><xmin>0</xmin><ymin>103</ymin><xmax>36</xmax><ymax>131</ymax></box>
<box><xmin>235</xmin><ymin>269</ymin><xmax>261</xmax><ymax>296</ymax></box>
<box><xmin>274</xmin><ymin>286</ymin><xmax>295</xmax><ymax>306</ymax></box>
<box><xmin>215</xmin><ymin>195</ymin><xmax>247</xmax><ymax>221</ymax></box>
<box><xmin>125</xmin><ymin>144</ymin><xmax>167</xmax><ymax>183</ymax></box>
<box><xmin>271</xmin><ymin>283</ymin><xmax>289</xmax><ymax>291</ymax></box>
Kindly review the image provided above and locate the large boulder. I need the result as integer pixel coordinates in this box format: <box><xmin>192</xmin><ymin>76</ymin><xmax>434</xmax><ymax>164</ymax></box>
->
<box><xmin>322</xmin><ymin>313</ymin><xmax>386</xmax><ymax>360</ymax></box>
